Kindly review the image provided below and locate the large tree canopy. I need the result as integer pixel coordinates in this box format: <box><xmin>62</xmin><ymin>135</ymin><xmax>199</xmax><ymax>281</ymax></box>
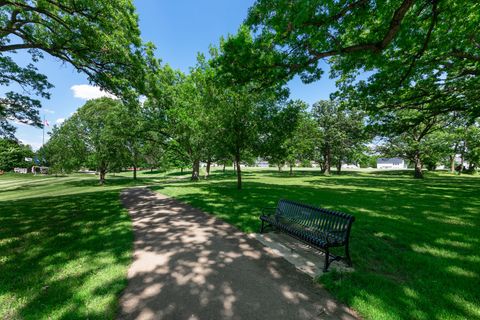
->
<box><xmin>0</xmin><ymin>0</ymin><xmax>149</xmax><ymax>137</ymax></box>
<box><xmin>218</xmin><ymin>0</ymin><xmax>480</xmax><ymax>116</ymax></box>
<box><xmin>43</xmin><ymin>97</ymin><xmax>129</xmax><ymax>184</ymax></box>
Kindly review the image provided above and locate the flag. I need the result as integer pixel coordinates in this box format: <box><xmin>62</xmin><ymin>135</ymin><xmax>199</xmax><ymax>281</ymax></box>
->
<box><xmin>44</xmin><ymin>119</ymin><xmax>49</xmax><ymax>126</ymax></box>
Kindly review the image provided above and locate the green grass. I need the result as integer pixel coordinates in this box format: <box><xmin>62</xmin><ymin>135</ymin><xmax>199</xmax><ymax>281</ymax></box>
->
<box><xmin>151</xmin><ymin>168</ymin><xmax>480</xmax><ymax>320</ymax></box>
<box><xmin>0</xmin><ymin>172</ymin><xmax>172</xmax><ymax>319</ymax></box>
<box><xmin>1</xmin><ymin>169</ymin><xmax>479</xmax><ymax>319</ymax></box>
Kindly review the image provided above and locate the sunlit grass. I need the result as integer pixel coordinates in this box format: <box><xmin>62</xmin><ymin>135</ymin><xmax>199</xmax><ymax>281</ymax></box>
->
<box><xmin>153</xmin><ymin>168</ymin><xmax>480</xmax><ymax>320</ymax></box>
<box><xmin>0</xmin><ymin>173</ymin><xmax>151</xmax><ymax>319</ymax></box>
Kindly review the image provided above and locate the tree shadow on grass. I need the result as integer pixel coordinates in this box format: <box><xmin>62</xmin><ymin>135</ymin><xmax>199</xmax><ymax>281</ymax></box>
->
<box><xmin>0</xmin><ymin>189</ymin><xmax>133</xmax><ymax>319</ymax></box>
<box><xmin>150</xmin><ymin>174</ymin><xmax>480</xmax><ymax>319</ymax></box>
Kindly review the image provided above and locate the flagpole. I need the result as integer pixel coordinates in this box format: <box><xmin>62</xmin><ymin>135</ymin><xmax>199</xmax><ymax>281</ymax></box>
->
<box><xmin>42</xmin><ymin>115</ymin><xmax>45</xmax><ymax>147</ymax></box>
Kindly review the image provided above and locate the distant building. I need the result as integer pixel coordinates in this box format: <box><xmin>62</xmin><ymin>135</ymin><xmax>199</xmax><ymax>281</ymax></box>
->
<box><xmin>255</xmin><ymin>159</ymin><xmax>269</xmax><ymax>167</ymax></box>
<box><xmin>341</xmin><ymin>163</ymin><xmax>359</xmax><ymax>169</ymax></box>
<box><xmin>376</xmin><ymin>158</ymin><xmax>407</xmax><ymax>169</ymax></box>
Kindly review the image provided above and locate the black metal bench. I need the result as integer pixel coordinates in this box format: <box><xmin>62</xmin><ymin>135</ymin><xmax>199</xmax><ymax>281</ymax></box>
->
<box><xmin>260</xmin><ymin>199</ymin><xmax>355</xmax><ymax>272</ymax></box>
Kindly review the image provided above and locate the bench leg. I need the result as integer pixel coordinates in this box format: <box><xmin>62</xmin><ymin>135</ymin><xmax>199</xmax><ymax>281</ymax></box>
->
<box><xmin>323</xmin><ymin>247</ymin><xmax>330</xmax><ymax>272</ymax></box>
<box><xmin>345</xmin><ymin>242</ymin><xmax>352</xmax><ymax>267</ymax></box>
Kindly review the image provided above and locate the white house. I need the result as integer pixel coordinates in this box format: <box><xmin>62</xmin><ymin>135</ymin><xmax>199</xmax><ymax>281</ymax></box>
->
<box><xmin>341</xmin><ymin>163</ymin><xmax>359</xmax><ymax>169</ymax></box>
<box><xmin>376</xmin><ymin>158</ymin><xmax>407</xmax><ymax>169</ymax></box>
<box><xmin>255</xmin><ymin>158</ymin><xmax>269</xmax><ymax>167</ymax></box>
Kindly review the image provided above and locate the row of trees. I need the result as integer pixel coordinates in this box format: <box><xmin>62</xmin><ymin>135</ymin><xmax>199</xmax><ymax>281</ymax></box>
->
<box><xmin>41</xmin><ymin>87</ymin><xmax>479</xmax><ymax>187</ymax></box>
<box><xmin>3</xmin><ymin>1</ymin><xmax>479</xmax><ymax>184</ymax></box>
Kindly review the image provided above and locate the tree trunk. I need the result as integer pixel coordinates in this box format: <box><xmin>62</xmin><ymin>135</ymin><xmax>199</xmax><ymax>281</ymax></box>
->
<box><xmin>191</xmin><ymin>160</ymin><xmax>200</xmax><ymax>181</ymax></box>
<box><xmin>459</xmin><ymin>142</ymin><xmax>466</xmax><ymax>175</ymax></box>
<box><xmin>181</xmin><ymin>167</ymin><xmax>184</xmax><ymax>173</ymax></box>
<box><xmin>150</xmin><ymin>167</ymin><xmax>153</xmax><ymax>172</ymax></box>
<box><xmin>223</xmin><ymin>163</ymin><xmax>226</xmax><ymax>172</ymax></box>
<box><xmin>336</xmin><ymin>161</ymin><xmax>342</xmax><ymax>174</ymax></box>
<box><xmin>319</xmin><ymin>162</ymin><xmax>325</xmax><ymax>174</ymax></box>
<box><xmin>133</xmin><ymin>166</ymin><xmax>137</xmax><ymax>180</ymax></box>
<box><xmin>413</xmin><ymin>152</ymin><xmax>423</xmax><ymax>179</ymax></box>
<box><xmin>459</xmin><ymin>155</ymin><xmax>464</xmax><ymax>175</ymax></box>
<box><xmin>235</xmin><ymin>153</ymin><xmax>242</xmax><ymax>190</ymax></box>
<box><xmin>324</xmin><ymin>148</ymin><xmax>331</xmax><ymax>175</ymax></box>
<box><xmin>99</xmin><ymin>169</ymin><xmax>106</xmax><ymax>185</ymax></box>
<box><xmin>289</xmin><ymin>164</ymin><xmax>293</xmax><ymax>176</ymax></box>
<box><xmin>278</xmin><ymin>164</ymin><xmax>282</xmax><ymax>172</ymax></box>
<box><xmin>206</xmin><ymin>159</ymin><xmax>211</xmax><ymax>177</ymax></box>
<box><xmin>449</xmin><ymin>155</ymin><xmax>455</xmax><ymax>173</ymax></box>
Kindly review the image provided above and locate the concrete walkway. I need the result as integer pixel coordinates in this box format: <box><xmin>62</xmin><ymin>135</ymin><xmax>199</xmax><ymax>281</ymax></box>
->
<box><xmin>117</xmin><ymin>188</ymin><xmax>359</xmax><ymax>320</ymax></box>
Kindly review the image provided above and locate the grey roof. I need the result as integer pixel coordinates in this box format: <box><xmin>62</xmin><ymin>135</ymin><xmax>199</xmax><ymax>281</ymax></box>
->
<box><xmin>377</xmin><ymin>157</ymin><xmax>404</xmax><ymax>164</ymax></box>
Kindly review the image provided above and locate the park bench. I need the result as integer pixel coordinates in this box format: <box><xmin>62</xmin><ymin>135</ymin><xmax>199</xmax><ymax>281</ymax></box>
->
<box><xmin>260</xmin><ymin>199</ymin><xmax>355</xmax><ymax>272</ymax></box>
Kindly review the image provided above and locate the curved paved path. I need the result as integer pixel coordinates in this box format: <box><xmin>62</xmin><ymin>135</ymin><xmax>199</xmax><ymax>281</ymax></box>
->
<box><xmin>117</xmin><ymin>188</ymin><xmax>359</xmax><ymax>320</ymax></box>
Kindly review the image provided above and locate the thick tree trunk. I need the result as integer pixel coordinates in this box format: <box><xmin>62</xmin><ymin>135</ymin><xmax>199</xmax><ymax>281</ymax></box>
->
<box><xmin>223</xmin><ymin>163</ymin><xmax>226</xmax><ymax>172</ymax></box>
<box><xmin>191</xmin><ymin>160</ymin><xmax>200</xmax><ymax>181</ymax></box>
<box><xmin>133</xmin><ymin>166</ymin><xmax>137</xmax><ymax>180</ymax></box>
<box><xmin>278</xmin><ymin>164</ymin><xmax>282</xmax><ymax>172</ymax></box>
<box><xmin>449</xmin><ymin>155</ymin><xmax>455</xmax><ymax>173</ymax></box>
<box><xmin>235</xmin><ymin>153</ymin><xmax>242</xmax><ymax>190</ymax></box>
<box><xmin>181</xmin><ymin>167</ymin><xmax>184</xmax><ymax>173</ymax></box>
<box><xmin>206</xmin><ymin>159</ymin><xmax>211</xmax><ymax>177</ymax></box>
<box><xmin>413</xmin><ymin>152</ymin><xmax>423</xmax><ymax>179</ymax></box>
<box><xmin>336</xmin><ymin>161</ymin><xmax>342</xmax><ymax>174</ymax></box>
<box><xmin>319</xmin><ymin>162</ymin><xmax>325</xmax><ymax>174</ymax></box>
<box><xmin>289</xmin><ymin>164</ymin><xmax>293</xmax><ymax>176</ymax></box>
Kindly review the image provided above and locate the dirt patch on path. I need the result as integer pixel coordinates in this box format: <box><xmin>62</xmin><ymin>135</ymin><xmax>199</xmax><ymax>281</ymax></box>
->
<box><xmin>117</xmin><ymin>187</ymin><xmax>359</xmax><ymax>320</ymax></box>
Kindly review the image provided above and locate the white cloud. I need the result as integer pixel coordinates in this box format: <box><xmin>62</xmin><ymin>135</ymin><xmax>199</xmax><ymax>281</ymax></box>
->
<box><xmin>70</xmin><ymin>84</ymin><xmax>116</xmax><ymax>100</ymax></box>
<box><xmin>56</xmin><ymin>118</ymin><xmax>65</xmax><ymax>124</ymax></box>
<box><xmin>43</xmin><ymin>108</ymin><xmax>55</xmax><ymax>114</ymax></box>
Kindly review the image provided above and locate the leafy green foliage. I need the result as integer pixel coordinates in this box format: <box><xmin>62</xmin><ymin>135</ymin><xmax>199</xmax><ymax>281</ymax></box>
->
<box><xmin>217</xmin><ymin>1</ymin><xmax>479</xmax><ymax>120</ymax></box>
<box><xmin>0</xmin><ymin>138</ymin><xmax>33</xmax><ymax>170</ymax></box>
<box><xmin>312</xmin><ymin>100</ymin><xmax>368</xmax><ymax>174</ymax></box>
<box><xmin>0</xmin><ymin>0</ymin><xmax>150</xmax><ymax>137</ymax></box>
<box><xmin>43</xmin><ymin>98</ymin><xmax>128</xmax><ymax>183</ymax></box>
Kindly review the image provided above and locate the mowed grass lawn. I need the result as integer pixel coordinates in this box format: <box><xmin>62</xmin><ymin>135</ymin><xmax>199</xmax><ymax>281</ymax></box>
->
<box><xmin>0</xmin><ymin>173</ymin><xmax>162</xmax><ymax>319</ymax></box>
<box><xmin>151</xmin><ymin>168</ymin><xmax>480</xmax><ymax>320</ymax></box>
<box><xmin>1</xmin><ymin>169</ymin><xmax>479</xmax><ymax>319</ymax></box>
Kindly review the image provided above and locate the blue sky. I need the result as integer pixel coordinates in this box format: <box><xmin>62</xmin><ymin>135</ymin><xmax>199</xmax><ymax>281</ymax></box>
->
<box><xmin>8</xmin><ymin>1</ymin><xmax>337</xmax><ymax>150</ymax></box>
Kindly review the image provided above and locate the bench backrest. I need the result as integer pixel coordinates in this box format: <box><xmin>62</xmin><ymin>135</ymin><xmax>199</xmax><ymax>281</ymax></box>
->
<box><xmin>276</xmin><ymin>199</ymin><xmax>355</xmax><ymax>241</ymax></box>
